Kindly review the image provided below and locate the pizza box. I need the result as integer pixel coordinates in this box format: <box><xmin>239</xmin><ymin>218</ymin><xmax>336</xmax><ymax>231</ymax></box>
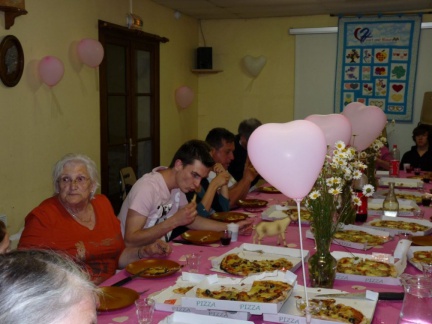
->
<box><xmin>407</xmin><ymin>246</ymin><xmax>432</xmax><ymax>270</ymax></box>
<box><xmin>332</xmin><ymin>246</ymin><xmax>410</xmax><ymax>285</ymax></box>
<box><xmin>367</xmin><ymin>198</ymin><xmax>420</xmax><ymax>216</ymax></box>
<box><xmin>210</xmin><ymin>243</ymin><xmax>310</xmax><ymax>275</ymax></box>
<box><xmin>152</xmin><ymin>272</ymin><xmax>250</xmax><ymax>320</ymax></box>
<box><xmin>158</xmin><ymin>312</ymin><xmax>254</xmax><ymax>324</ymax></box>
<box><xmin>379</xmin><ymin>177</ymin><xmax>423</xmax><ymax>188</ymax></box>
<box><xmin>305</xmin><ymin>224</ymin><xmax>391</xmax><ymax>250</ymax></box>
<box><xmin>263</xmin><ymin>286</ymin><xmax>378</xmax><ymax>324</ymax></box>
<box><xmin>262</xmin><ymin>205</ymin><xmax>311</xmax><ymax>224</ymax></box>
<box><xmin>364</xmin><ymin>215</ymin><xmax>432</xmax><ymax>236</ymax></box>
<box><xmin>181</xmin><ymin>271</ymin><xmax>297</xmax><ymax>315</ymax></box>
<box><xmin>374</xmin><ymin>189</ymin><xmax>423</xmax><ymax>204</ymax></box>
<box><xmin>376</xmin><ymin>170</ymin><xmax>389</xmax><ymax>177</ymax></box>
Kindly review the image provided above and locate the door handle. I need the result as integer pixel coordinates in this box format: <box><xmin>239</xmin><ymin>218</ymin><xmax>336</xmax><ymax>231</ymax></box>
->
<box><xmin>129</xmin><ymin>138</ymin><xmax>136</xmax><ymax>157</ymax></box>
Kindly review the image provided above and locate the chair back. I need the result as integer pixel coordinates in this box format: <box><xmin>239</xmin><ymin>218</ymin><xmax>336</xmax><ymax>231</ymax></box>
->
<box><xmin>120</xmin><ymin>167</ymin><xmax>137</xmax><ymax>200</ymax></box>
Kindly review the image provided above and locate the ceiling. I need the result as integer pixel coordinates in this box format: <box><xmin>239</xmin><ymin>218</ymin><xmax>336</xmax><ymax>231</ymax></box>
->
<box><xmin>150</xmin><ymin>0</ymin><xmax>432</xmax><ymax>20</ymax></box>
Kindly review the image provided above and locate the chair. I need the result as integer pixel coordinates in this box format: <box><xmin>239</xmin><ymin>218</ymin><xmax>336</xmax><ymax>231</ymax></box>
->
<box><xmin>120</xmin><ymin>167</ymin><xmax>137</xmax><ymax>200</ymax></box>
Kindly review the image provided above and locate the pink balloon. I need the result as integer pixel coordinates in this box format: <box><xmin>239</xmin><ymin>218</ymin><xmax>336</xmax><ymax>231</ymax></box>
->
<box><xmin>342</xmin><ymin>102</ymin><xmax>387</xmax><ymax>151</ymax></box>
<box><xmin>248</xmin><ymin>120</ymin><xmax>327</xmax><ymax>199</ymax></box>
<box><xmin>175</xmin><ymin>86</ymin><xmax>194</xmax><ymax>109</ymax></box>
<box><xmin>38</xmin><ymin>56</ymin><xmax>65</xmax><ymax>87</ymax></box>
<box><xmin>77</xmin><ymin>38</ymin><xmax>104</xmax><ymax>68</ymax></box>
<box><xmin>305</xmin><ymin>114</ymin><xmax>352</xmax><ymax>149</ymax></box>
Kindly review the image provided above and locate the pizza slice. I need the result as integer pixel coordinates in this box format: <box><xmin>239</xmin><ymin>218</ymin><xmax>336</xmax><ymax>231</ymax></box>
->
<box><xmin>220</xmin><ymin>253</ymin><xmax>293</xmax><ymax>276</ymax></box>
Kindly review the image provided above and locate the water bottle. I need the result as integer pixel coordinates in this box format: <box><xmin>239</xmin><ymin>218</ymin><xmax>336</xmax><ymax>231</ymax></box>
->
<box><xmin>390</xmin><ymin>145</ymin><xmax>400</xmax><ymax>177</ymax></box>
<box><xmin>383</xmin><ymin>182</ymin><xmax>399</xmax><ymax>217</ymax></box>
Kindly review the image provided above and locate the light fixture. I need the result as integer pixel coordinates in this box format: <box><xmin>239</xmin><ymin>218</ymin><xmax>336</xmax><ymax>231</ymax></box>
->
<box><xmin>174</xmin><ymin>11</ymin><xmax>181</xmax><ymax>20</ymax></box>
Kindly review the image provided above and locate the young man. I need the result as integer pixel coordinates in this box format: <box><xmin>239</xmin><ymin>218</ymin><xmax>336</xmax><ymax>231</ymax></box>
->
<box><xmin>400</xmin><ymin>124</ymin><xmax>432</xmax><ymax>171</ymax></box>
<box><xmin>118</xmin><ymin>139</ymin><xmax>253</xmax><ymax>247</ymax></box>
<box><xmin>205</xmin><ymin>128</ymin><xmax>259</xmax><ymax>208</ymax></box>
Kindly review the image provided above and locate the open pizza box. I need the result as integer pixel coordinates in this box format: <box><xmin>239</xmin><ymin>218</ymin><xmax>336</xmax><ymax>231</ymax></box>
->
<box><xmin>151</xmin><ymin>272</ymin><xmax>251</xmax><ymax>320</ymax></box>
<box><xmin>364</xmin><ymin>215</ymin><xmax>432</xmax><ymax>236</ymax></box>
<box><xmin>261</xmin><ymin>204</ymin><xmax>290</xmax><ymax>221</ymax></box>
<box><xmin>263</xmin><ymin>285</ymin><xmax>378</xmax><ymax>324</ymax></box>
<box><xmin>158</xmin><ymin>312</ymin><xmax>254</xmax><ymax>324</ymax></box>
<box><xmin>210</xmin><ymin>243</ymin><xmax>310</xmax><ymax>274</ymax></box>
<box><xmin>305</xmin><ymin>224</ymin><xmax>391</xmax><ymax>250</ymax></box>
<box><xmin>367</xmin><ymin>198</ymin><xmax>420</xmax><ymax>216</ymax></box>
<box><xmin>332</xmin><ymin>238</ymin><xmax>411</xmax><ymax>286</ymax></box>
<box><xmin>374</xmin><ymin>189</ymin><xmax>423</xmax><ymax>204</ymax></box>
<box><xmin>378</xmin><ymin>177</ymin><xmax>423</xmax><ymax>188</ymax></box>
<box><xmin>407</xmin><ymin>245</ymin><xmax>432</xmax><ymax>270</ymax></box>
<box><xmin>181</xmin><ymin>271</ymin><xmax>297</xmax><ymax>315</ymax></box>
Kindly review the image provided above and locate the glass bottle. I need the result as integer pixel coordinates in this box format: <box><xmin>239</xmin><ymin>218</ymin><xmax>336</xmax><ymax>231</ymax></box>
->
<box><xmin>353</xmin><ymin>172</ymin><xmax>368</xmax><ymax>222</ymax></box>
<box><xmin>383</xmin><ymin>182</ymin><xmax>399</xmax><ymax>217</ymax></box>
<box><xmin>390</xmin><ymin>145</ymin><xmax>401</xmax><ymax>177</ymax></box>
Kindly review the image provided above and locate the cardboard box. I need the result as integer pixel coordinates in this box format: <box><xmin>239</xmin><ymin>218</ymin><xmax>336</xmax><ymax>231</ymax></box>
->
<box><xmin>181</xmin><ymin>271</ymin><xmax>297</xmax><ymax>315</ymax></box>
<box><xmin>368</xmin><ymin>198</ymin><xmax>420</xmax><ymax>216</ymax></box>
<box><xmin>262</xmin><ymin>205</ymin><xmax>311</xmax><ymax>224</ymax></box>
<box><xmin>263</xmin><ymin>286</ymin><xmax>378</xmax><ymax>324</ymax></box>
<box><xmin>379</xmin><ymin>177</ymin><xmax>423</xmax><ymax>188</ymax></box>
<box><xmin>210</xmin><ymin>243</ymin><xmax>309</xmax><ymax>275</ymax></box>
<box><xmin>306</xmin><ymin>224</ymin><xmax>391</xmax><ymax>250</ymax></box>
<box><xmin>152</xmin><ymin>273</ymin><xmax>250</xmax><ymax>320</ymax></box>
<box><xmin>158</xmin><ymin>312</ymin><xmax>254</xmax><ymax>324</ymax></box>
<box><xmin>408</xmin><ymin>246</ymin><xmax>432</xmax><ymax>270</ymax></box>
<box><xmin>364</xmin><ymin>215</ymin><xmax>432</xmax><ymax>236</ymax></box>
<box><xmin>375</xmin><ymin>189</ymin><xmax>423</xmax><ymax>204</ymax></box>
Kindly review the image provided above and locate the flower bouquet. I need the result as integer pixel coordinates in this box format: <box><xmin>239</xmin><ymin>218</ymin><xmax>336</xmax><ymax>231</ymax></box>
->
<box><xmin>359</xmin><ymin>136</ymin><xmax>387</xmax><ymax>189</ymax></box>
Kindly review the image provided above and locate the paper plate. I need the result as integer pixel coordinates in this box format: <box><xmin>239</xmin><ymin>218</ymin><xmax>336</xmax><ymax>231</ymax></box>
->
<box><xmin>126</xmin><ymin>259</ymin><xmax>181</xmax><ymax>278</ymax></box>
<box><xmin>97</xmin><ymin>286</ymin><xmax>139</xmax><ymax>311</ymax></box>
<box><xmin>257</xmin><ymin>186</ymin><xmax>281</xmax><ymax>194</ymax></box>
<box><xmin>210</xmin><ymin>211</ymin><xmax>248</xmax><ymax>223</ymax></box>
<box><xmin>412</xmin><ymin>236</ymin><xmax>432</xmax><ymax>246</ymax></box>
<box><xmin>181</xmin><ymin>230</ymin><xmax>221</xmax><ymax>244</ymax></box>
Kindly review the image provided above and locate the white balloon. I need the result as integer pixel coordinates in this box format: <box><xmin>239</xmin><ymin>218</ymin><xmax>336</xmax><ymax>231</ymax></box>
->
<box><xmin>243</xmin><ymin>55</ymin><xmax>267</xmax><ymax>77</ymax></box>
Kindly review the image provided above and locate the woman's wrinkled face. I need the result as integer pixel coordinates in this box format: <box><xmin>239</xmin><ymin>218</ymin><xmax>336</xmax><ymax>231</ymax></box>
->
<box><xmin>58</xmin><ymin>162</ymin><xmax>94</xmax><ymax>207</ymax></box>
<box><xmin>0</xmin><ymin>232</ymin><xmax>10</xmax><ymax>254</ymax></box>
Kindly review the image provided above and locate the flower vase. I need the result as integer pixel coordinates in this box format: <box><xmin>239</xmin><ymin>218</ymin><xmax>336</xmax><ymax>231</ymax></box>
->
<box><xmin>366</xmin><ymin>156</ymin><xmax>377</xmax><ymax>189</ymax></box>
<box><xmin>308</xmin><ymin>238</ymin><xmax>337</xmax><ymax>288</ymax></box>
<box><xmin>340</xmin><ymin>183</ymin><xmax>356</xmax><ymax>225</ymax></box>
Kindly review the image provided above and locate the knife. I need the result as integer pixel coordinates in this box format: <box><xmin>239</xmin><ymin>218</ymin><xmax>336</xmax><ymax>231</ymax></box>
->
<box><xmin>314</xmin><ymin>292</ymin><xmax>404</xmax><ymax>300</ymax></box>
<box><xmin>111</xmin><ymin>268</ymin><xmax>148</xmax><ymax>287</ymax></box>
<box><xmin>171</xmin><ymin>239</ymin><xmax>203</xmax><ymax>245</ymax></box>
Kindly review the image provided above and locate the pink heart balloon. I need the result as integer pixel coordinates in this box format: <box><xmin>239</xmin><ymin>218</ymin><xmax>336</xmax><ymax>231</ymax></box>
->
<box><xmin>342</xmin><ymin>102</ymin><xmax>387</xmax><ymax>151</ymax></box>
<box><xmin>248</xmin><ymin>120</ymin><xmax>327</xmax><ymax>199</ymax></box>
<box><xmin>305</xmin><ymin>114</ymin><xmax>352</xmax><ymax>149</ymax></box>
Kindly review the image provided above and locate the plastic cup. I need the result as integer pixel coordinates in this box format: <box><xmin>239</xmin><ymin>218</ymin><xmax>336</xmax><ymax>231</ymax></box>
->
<box><xmin>220</xmin><ymin>230</ymin><xmax>232</xmax><ymax>246</ymax></box>
<box><xmin>227</xmin><ymin>223</ymin><xmax>239</xmax><ymax>242</ymax></box>
<box><xmin>406</xmin><ymin>165</ymin><xmax>413</xmax><ymax>173</ymax></box>
<box><xmin>135</xmin><ymin>297</ymin><xmax>155</xmax><ymax>324</ymax></box>
<box><xmin>414</xmin><ymin>168</ymin><xmax>422</xmax><ymax>175</ymax></box>
<box><xmin>404</xmin><ymin>163</ymin><xmax>411</xmax><ymax>172</ymax></box>
<box><xmin>185</xmin><ymin>253</ymin><xmax>201</xmax><ymax>273</ymax></box>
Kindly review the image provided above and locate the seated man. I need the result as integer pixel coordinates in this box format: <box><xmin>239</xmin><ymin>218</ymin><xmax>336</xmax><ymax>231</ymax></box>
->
<box><xmin>119</xmin><ymin>139</ymin><xmax>253</xmax><ymax>247</ymax></box>
<box><xmin>205</xmin><ymin>128</ymin><xmax>259</xmax><ymax>208</ymax></box>
<box><xmin>400</xmin><ymin>124</ymin><xmax>432</xmax><ymax>171</ymax></box>
<box><xmin>228</xmin><ymin>118</ymin><xmax>262</xmax><ymax>187</ymax></box>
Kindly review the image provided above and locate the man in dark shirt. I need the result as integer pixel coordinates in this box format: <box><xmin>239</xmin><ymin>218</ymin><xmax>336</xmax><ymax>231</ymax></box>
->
<box><xmin>400</xmin><ymin>124</ymin><xmax>432</xmax><ymax>171</ymax></box>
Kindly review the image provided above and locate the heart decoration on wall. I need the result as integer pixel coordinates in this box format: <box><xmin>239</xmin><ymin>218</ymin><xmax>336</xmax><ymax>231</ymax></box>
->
<box><xmin>243</xmin><ymin>55</ymin><xmax>267</xmax><ymax>77</ymax></box>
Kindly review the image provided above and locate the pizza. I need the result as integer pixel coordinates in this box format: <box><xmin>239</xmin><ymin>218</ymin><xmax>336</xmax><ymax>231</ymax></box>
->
<box><xmin>195</xmin><ymin>280</ymin><xmax>292</xmax><ymax>303</ymax></box>
<box><xmin>369</xmin><ymin>220</ymin><xmax>430</xmax><ymax>233</ymax></box>
<box><xmin>173</xmin><ymin>286</ymin><xmax>194</xmax><ymax>295</ymax></box>
<box><xmin>283</xmin><ymin>208</ymin><xmax>312</xmax><ymax>222</ymax></box>
<box><xmin>237</xmin><ymin>199</ymin><xmax>268</xmax><ymax>208</ymax></box>
<box><xmin>140</xmin><ymin>266</ymin><xmax>177</xmax><ymax>276</ymax></box>
<box><xmin>410</xmin><ymin>250</ymin><xmax>432</xmax><ymax>264</ymax></box>
<box><xmin>258</xmin><ymin>186</ymin><xmax>281</xmax><ymax>193</ymax></box>
<box><xmin>368</xmin><ymin>205</ymin><xmax>416</xmax><ymax>211</ymax></box>
<box><xmin>210</xmin><ymin>212</ymin><xmax>248</xmax><ymax>223</ymax></box>
<box><xmin>220</xmin><ymin>253</ymin><xmax>293</xmax><ymax>276</ymax></box>
<box><xmin>337</xmin><ymin>257</ymin><xmax>397</xmax><ymax>277</ymax></box>
<box><xmin>333</xmin><ymin>230</ymin><xmax>387</xmax><ymax>246</ymax></box>
<box><xmin>298</xmin><ymin>298</ymin><xmax>368</xmax><ymax>324</ymax></box>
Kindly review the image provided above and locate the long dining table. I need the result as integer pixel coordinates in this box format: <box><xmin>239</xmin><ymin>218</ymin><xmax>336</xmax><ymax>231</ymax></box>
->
<box><xmin>98</xmin><ymin>171</ymin><xmax>432</xmax><ymax>324</ymax></box>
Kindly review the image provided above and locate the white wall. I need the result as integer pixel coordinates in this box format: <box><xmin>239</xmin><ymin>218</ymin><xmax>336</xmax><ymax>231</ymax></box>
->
<box><xmin>294</xmin><ymin>29</ymin><xmax>432</xmax><ymax>155</ymax></box>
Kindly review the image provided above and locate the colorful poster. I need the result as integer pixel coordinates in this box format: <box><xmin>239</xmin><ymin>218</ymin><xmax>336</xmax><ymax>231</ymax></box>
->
<box><xmin>335</xmin><ymin>16</ymin><xmax>422</xmax><ymax>122</ymax></box>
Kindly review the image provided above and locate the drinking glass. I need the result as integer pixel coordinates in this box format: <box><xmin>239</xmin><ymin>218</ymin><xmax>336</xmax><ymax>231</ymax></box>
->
<box><xmin>135</xmin><ymin>297</ymin><xmax>155</xmax><ymax>324</ymax></box>
<box><xmin>220</xmin><ymin>230</ymin><xmax>232</xmax><ymax>246</ymax></box>
<box><xmin>422</xmin><ymin>262</ymin><xmax>432</xmax><ymax>278</ymax></box>
<box><xmin>185</xmin><ymin>253</ymin><xmax>201</xmax><ymax>273</ymax></box>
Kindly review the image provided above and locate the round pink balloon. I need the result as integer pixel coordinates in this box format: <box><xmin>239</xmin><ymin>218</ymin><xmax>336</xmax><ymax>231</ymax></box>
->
<box><xmin>38</xmin><ymin>56</ymin><xmax>65</xmax><ymax>87</ymax></box>
<box><xmin>305</xmin><ymin>114</ymin><xmax>352</xmax><ymax>149</ymax></box>
<box><xmin>248</xmin><ymin>120</ymin><xmax>327</xmax><ymax>199</ymax></box>
<box><xmin>175</xmin><ymin>86</ymin><xmax>194</xmax><ymax>109</ymax></box>
<box><xmin>342</xmin><ymin>102</ymin><xmax>387</xmax><ymax>151</ymax></box>
<box><xmin>77</xmin><ymin>38</ymin><xmax>104</xmax><ymax>68</ymax></box>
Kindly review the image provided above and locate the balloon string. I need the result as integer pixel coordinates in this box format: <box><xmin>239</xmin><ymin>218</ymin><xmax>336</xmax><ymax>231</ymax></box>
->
<box><xmin>294</xmin><ymin>198</ymin><xmax>312</xmax><ymax>324</ymax></box>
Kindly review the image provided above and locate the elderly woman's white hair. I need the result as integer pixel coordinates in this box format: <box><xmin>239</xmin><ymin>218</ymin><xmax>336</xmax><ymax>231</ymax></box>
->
<box><xmin>0</xmin><ymin>249</ymin><xmax>98</xmax><ymax>324</ymax></box>
<box><xmin>52</xmin><ymin>153</ymin><xmax>101</xmax><ymax>198</ymax></box>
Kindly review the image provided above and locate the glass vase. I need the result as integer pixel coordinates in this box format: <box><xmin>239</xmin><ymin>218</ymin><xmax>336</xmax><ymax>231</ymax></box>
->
<box><xmin>308</xmin><ymin>237</ymin><xmax>337</xmax><ymax>288</ymax></box>
<box><xmin>340</xmin><ymin>183</ymin><xmax>356</xmax><ymax>225</ymax></box>
<box><xmin>366</xmin><ymin>155</ymin><xmax>377</xmax><ymax>189</ymax></box>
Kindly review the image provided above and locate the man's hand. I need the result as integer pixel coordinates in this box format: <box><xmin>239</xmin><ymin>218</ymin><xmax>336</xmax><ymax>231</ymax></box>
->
<box><xmin>237</xmin><ymin>217</ymin><xmax>255</xmax><ymax>235</ymax></box>
<box><xmin>142</xmin><ymin>239</ymin><xmax>172</xmax><ymax>256</ymax></box>
<box><xmin>171</xmin><ymin>201</ymin><xmax>198</xmax><ymax>227</ymax></box>
<box><xmin>243</xmin><ymin>157</ymin><xmax>259</xmax><ymax>182</ymax></box>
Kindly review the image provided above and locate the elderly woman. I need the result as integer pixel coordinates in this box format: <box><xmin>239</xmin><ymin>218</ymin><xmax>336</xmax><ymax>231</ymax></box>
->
<box><xmin>0</xmin><ymin>220</ymin><xmax>10</xmax><ymax>253</ymax></box>
<box><xmin>0</xmin><ymin>249</ymin><xmax>97</xmax><ymax>324</ymax></box>
<box><xmin>19</xmin><ymin>153</ymin><xmax>171</xmax><ymax>284</ymax></box>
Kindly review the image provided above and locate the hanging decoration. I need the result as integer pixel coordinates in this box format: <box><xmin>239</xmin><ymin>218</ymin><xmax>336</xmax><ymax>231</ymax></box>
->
<box><xmin>243</xmin><ymin>55</ymin><xmax>266</xmax><ymax>77</ymax></box>
<box><xmin>175</xmin><ymin>86</ymin><xmax>194</xmax><ymax>109</ymax></box>
<box><xmin>335</xmin><ymin>15</ymin><xmax>422</xmax><ymax>122</ymax></box>
<box><xmin>77</xmin><ymin>38</ymin><xmax>104</xmax><ymax>68</ymax></box>
<box><xmin>126</xmin><ymin>0</ymin><xmax>143</xmax><ymax>30</ymax></box>
<box><xmin>38</xmin><ymin>56</ymin><xmax>64</xmax><ymax>87</ymax></box>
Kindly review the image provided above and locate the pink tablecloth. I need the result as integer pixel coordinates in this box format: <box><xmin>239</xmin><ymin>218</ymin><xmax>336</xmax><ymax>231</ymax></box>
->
<box><xmin>98</xmin><ymin>175</ymin><xmax>432</xmax><ymax>324</ymax></box>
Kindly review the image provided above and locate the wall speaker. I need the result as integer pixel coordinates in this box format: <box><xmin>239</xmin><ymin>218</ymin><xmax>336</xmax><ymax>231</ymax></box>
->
<box><xmin>420</xmin><ymin>92</ymin><xmax>432</xmax><ymax>126</ymax></box>
<box><xmin>196</xmin><ymin>47</ymin><xmax>212</xmax><ymax>69</ymax></box>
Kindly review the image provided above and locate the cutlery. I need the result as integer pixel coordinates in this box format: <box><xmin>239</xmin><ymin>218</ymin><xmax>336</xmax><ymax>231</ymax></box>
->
<box><xmin>111</xmin><ymin>268</ymin><xmax>148</xmax><ymax>287</ymax></box>
<box><xmin>171</xmin><ymin>239</ymin><xmax>206</xmax><ymax>246</ymax></box>
<box><xmin>314</xmin><ymin>292</ymin><xmax>404</xmax><ymax>300</ymax></box>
